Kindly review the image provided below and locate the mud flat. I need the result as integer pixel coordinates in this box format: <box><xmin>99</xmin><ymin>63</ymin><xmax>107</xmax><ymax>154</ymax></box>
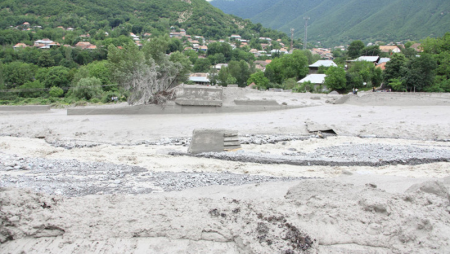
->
<box><xmin>1</xmin><ymin>91</ymin><xmax>450</xmax><ymax>253</ymax></box>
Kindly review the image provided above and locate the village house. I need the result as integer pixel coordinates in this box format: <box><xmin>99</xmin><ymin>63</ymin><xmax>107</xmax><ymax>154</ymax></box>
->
<box><xmin>249</xmin><ymin>48</ymin><xmax>260</xmax><ymax>57</ymax></box>
<box><xmin>67</xmin><ymin>27</ymin><xmax>74</xmax><ymax>31</ymax></box>
<box><xmin>189</xmin><ymin>73</ymin><xmax>210</xmax><ymax>85</ymax></box>
<box><xmin>239</xmin><ymin>42</ymin><xmax>248</xmax><ymax>48</ymax></box>
<box><xmin>254</xmin><ymin>60</ymin><xmax>271</xmax><ymax>71</ymax></box>
<box><xmin>230</xmin><ymin>34</ymin><xmax>241</xmax><ymax>40</ymax></box>
<box><xmin>410</xmin><ymin>43</ymin><xmax>423</xmax><ymax>52</ymax></box>
<box><xmin>75</xmin><ymin>41</ymin><xmax>96</xmax><ymax>50</ymax></box>
<box><xmin>308</xmin><ymin>60</ymin><xmax>337</xmax><ymax>74</ymax></box>
<box><xmin>379</xmin><ymin>45</ymin><xmax>401</xmax><ymax>54</ymax></box>
<box><xmin>346</xmin><ymin>56</ymin><xmax>380</xmax><ymax>69</ymax></box>
<box><xmin>213</xmin><ymin>63</ymin><xmax>228</xmax><ymax>71</ymax></box>
<box><xmin>297</xmin><ymin>74</ymin><xmax>328</xmax><ymax>92</ymax></box>
<box><xmin>79</xmin><ymin>34</ymin><xmax>90</xmax><ymax>39</ymax></box>
<box><xmin>259</xmin><ymin>37</ymin><xmax>272</xmax><ymax>42</ymax></box>
<box><xmin>34</xmin><ymin>39</ymin><xmax>59</xmax><ymax>49</ymax></box>
<box><xmin>311</xmin><ymin>48</ymin><xmax>333</xmax><ymax>59</ymax></box>
<box><xmin>170</xmin><ymin>32</ymin><xmax>182</xmax><ymax>38</ymax></box>
<box><xmin>13</xmin><ymin>43</ymin><xmax>28</xmax><ymax>50</ymax></box>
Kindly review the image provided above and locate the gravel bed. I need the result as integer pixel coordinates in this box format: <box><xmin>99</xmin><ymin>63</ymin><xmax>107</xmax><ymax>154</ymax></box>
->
<box><xmin>0</xmin><ymin>153</ymin><xmax>307</xmax><ymax>197</ymax></box>
<box><xmin>44</xmin><ymin>134</ymin><xmax>315</xmax><ymax>149</ymax></box>
<box><xmin>175</xmin><ymin>143</ymin><xmax>450</xmax><ymax>167</ymax></box>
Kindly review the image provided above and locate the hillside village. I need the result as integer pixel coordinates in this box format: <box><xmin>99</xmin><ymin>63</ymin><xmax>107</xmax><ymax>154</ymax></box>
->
<box><xmin>10</xmin><ymin>23</ymin><xmax>423</xmax><ymax>89</ymax></box>
<box><xmin>2</xmin><ymin>15</ymin><xmax>449</xmax><ymax>108</ymax></box>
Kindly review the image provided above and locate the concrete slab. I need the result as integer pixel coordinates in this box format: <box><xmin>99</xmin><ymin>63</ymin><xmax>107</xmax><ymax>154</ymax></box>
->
<box><xmin>188</xmin><ymin>129</ymin><xmax>241</xmax><ymax>154</ymax></box>
<box><xmin>67</xmin><ymin>105</ymin><xmax>306</xmax><ymax>115</ymax></box>
<box><xmin>176</xmin><ymin>86</ymin><xmax>223</xmax><ymax>101</ymax></box>
<box><xmin>234</xmin><ymin>100</ymin><xmax>279</xmax><ymax>106</ymax></box>
<box><xmin>305</xmin><ymin>121</ymin><xmax>336</xmax><ymax>134</ymax></box>
<box><xmin>175</xmin><ymin>99</ymin><xmax>222</xmax><ymax>107</ymax></box>
<box><xmin>0</xmin><ymin>105</ymin><xmax>51</xmax><ymax>111</ymax></box>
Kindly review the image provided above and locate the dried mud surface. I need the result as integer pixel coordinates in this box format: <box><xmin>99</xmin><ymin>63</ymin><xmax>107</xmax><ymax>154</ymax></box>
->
<box><xmin>1</xmin><ymin>91</ymin><xmax>450</xmax><ymax>253</ymax></box>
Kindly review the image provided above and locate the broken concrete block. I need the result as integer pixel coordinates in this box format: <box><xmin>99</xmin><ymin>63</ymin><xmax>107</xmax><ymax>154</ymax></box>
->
<box><xmin>305</xmin><ymin>122</ymin><xmax>337</xmax><ymax>135</ymax></box>
<box><xmin>188</xmin><ymin>129</ymin><xmax>241</xmax><ymax>154</ymax></box>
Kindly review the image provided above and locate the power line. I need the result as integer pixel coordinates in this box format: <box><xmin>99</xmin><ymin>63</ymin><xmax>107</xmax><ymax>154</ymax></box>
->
<box><xmin>0</xmin><ymin>84</ymin><xmax>118</xmax><ymax>93</ymax></box>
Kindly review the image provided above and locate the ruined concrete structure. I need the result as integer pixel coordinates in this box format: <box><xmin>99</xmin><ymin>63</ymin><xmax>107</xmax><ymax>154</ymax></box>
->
<box><xmin>188</xmin><ymin>129</ymin><xmax>241</xmax><ymax>154</ymax></box>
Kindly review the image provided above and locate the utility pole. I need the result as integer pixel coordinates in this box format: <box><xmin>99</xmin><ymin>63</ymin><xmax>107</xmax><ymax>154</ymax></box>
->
<box><xmin>303</xmin><ymin>17</ymin><xmax>310</xmax><ymax>50</ymax></box>
<box><xmin>290</xmin><ymin>28</ymin><xmax>294</xmax><ymax>51</ymax></box>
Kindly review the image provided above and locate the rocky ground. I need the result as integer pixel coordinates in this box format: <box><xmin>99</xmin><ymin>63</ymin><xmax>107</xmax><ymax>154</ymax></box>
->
<box><xmin>1</xmin><ymin>91</ymin><xmax>450</xmax><ymax>253</ymax></box>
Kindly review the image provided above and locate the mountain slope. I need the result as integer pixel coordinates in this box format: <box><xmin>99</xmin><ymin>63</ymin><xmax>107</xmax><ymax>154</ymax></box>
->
<box><xmin>0</xmin><ymin>0</ymin><xmax>286</xmax><ymax>40</ymax></box>
<box><xmin>210</xmin><ymin>0</ymin><xmax>450</xmax><ymax>46</ymax></box>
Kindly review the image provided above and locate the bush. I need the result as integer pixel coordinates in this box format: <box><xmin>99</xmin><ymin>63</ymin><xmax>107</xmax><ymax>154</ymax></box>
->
<box><xmin>102</xmin><ymin>91</ymin><xmax>120</xmax><ymax>103</ymax></box>
<box><xmin>293</xmin><ymin>81</ymin><xmax>313</xmax><ymax>93</ymax></box>
<box><xmin>40</xmin><ymin>99</ymin><xmax>50</xmax><ymax>105</ymax></box>
<box><xmin>18</xmin><ymin>80</ymin><xmax>45</xmax><ymax>98</ymax></box>
<box><xmin>74</xmin><ymin>101</ymin><xmax>87</xmax><ymax>107</ymax></box>
<box><xmin>71</xmin><ymin>77</ymin><xmax>103</xmax><ymax>100</ymax></box>
<box><xmin>49</xmin><ymin>86</ymin><xmax>64</xmax><ymax>97</ymax></box>
<box><xmin>90</xmin><ymin>98</ymin><xmax>100</xmax><ymax>103</ymax></box>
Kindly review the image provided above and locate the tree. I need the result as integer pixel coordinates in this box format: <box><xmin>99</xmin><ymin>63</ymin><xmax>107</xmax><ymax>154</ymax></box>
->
<box><xmin>18</xmin><ymin>80</ymin><xmax>45</xmax><ymax>98</ymax></box>
<box><xmin>217</xmin><ymin>67</ymin><xmax>230</xmax><ymax>86</ymax></box>
<box><xmin>402</xmin><ymin>54</ymin><xmax>437</xmax><ymax>92</ymax></box>
<box><xmin>193</xmin><ymin>58</ymin><xmax>211</xmax><ymax>72</ymax></box>
<box><xmin>247</xmin><ymin>71</ymin><xmax>269</xmax><ymax>89</ymax></box>
<box><xmin>324</xmin><ymin>66</ymin><xmax>346</xmax><ymax>91</ymax></box>
<box><xmin>142</xmin><ymin>34</ymin><xmax>170</xmax><ymax>64</ymax></box>
<box><xmin>3</xmin><ymin>62</ymin><xmax>37</xmax><ymax>88</ymax></box>
<box><xmin>361</xmin><ymin>45</ymin><xmax>380</xmax><ymax>56</ymax></box>
<box><xmin>169</xmin><ymin>52</ymin><xmax>192</xmax><ymax>84</ymax></box>
<box><xmin>184</xmin><ymin>49</ymin><xmax>198</xmax><ymax>65</ymax></box>
<box><xmin>388</xmin><ymin>78</ymin><xmax>406</xmax><ymax>92</ymax></box>
<box><xmin>383</xmin><ymin>54</ymin><xmax>407</xmax><ymax>84</ymax></box>
<box><xmin>38</xmin><ymin>50</ymin><xmax>55</xmax><ymax>67</ymax></box>
<box><xmin>71</xmin><ymin>77</ymin><xmax>103</xmax><ymax>100</ymax></box>
<box><xmin>206</xmin><ymin>42</ymin><xmax>232</xmax><ymax>61</ymax></box>
<box><xmin>228</xmin><ymin>60</ymin><xmax>251</xmax><ymax>87</ymax></box>
<box><xmin>282</xmin><ymin>78</ymin><xmax>298</xmax><ymax>90</ymax></box>
<box><xmin>347</xmin><ymin>40</ymin><xmax>365</xmax><ymax>59</ymax></box>
<box><xmin>0</xmin><ymin>61</ymin><xmax>5</xmax><ymax>89</ymax></box>
<box><xmin>49</xmin><ymin>86</ymin><xmax>64</xmax><ymax>97</ymax></box>
<box><xmin>347</xmin><ymin>61</ymin><xmax>380</xmax><ymax>88</ymax></box>
<box><xmin>108</xmin><ymin>42</ymin><xmax>184</xmax><ymax>105</ymax></box>
<box><xmin>43</xmin><ymin>66</ymin><xmax>70</xmax><ymax>88</ymax></box>
<box><xmin>86</xmin><ymin>61</ymin><xmax>111</xmax><ymax>86</ymax></box>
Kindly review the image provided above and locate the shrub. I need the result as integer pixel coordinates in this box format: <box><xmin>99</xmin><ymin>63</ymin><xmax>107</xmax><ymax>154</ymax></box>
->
<box><xmin>49</xmin><ymin>86</ymin><xmax>64</xmax><ymax>97</ymax></box>
<box><xmin>71</xmin><ymin>77</ymin><xmax>103</xmax><ymax>100</ymax></box>
<box><xmin>102</xmin><ymin>91</ymin><xmax>120</xmax><ymax>103</ymax></box>
<box><xmin>74</xmin><ymin>101</ymin><xmax>87</xmax><ymax>107</ymax></box>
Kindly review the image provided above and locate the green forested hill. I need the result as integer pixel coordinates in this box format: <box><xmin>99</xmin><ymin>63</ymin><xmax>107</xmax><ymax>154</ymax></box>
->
<box><xmin>0</xmin><ymin>0</ymin><xmax>286</xmax><ymax>39</ymax></box>
<box><xmin>210</xmin><ymin>0</ymin><xmax>450</xmax><ymax>46</ymax></box>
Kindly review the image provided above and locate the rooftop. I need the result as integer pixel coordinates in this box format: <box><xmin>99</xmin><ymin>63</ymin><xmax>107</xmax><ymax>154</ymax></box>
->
<box><xmin>309</xmin><ymin>60</ymin><xmax>337</xmax><ymax>68</ymax></box>
<box><xmin>298</xmin><ymin>74</ymin><xmax>327</xmax><ymax>84</ymax></box>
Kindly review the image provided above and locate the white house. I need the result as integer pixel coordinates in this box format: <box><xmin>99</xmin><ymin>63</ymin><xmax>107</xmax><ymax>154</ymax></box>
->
<box><xmin>189</xmin><ymin>73</ymin><xmax>210</xmax><ymax>85</ymax></box>
<box><xmin>297</xmin><ymin>74</ymin><xmax>328</xmax><ymax>92</ymax></box>
<box><xmin>309</xmin><ymin>60</ymin><xmax>337</xmax><ymax>74</ymax></box>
